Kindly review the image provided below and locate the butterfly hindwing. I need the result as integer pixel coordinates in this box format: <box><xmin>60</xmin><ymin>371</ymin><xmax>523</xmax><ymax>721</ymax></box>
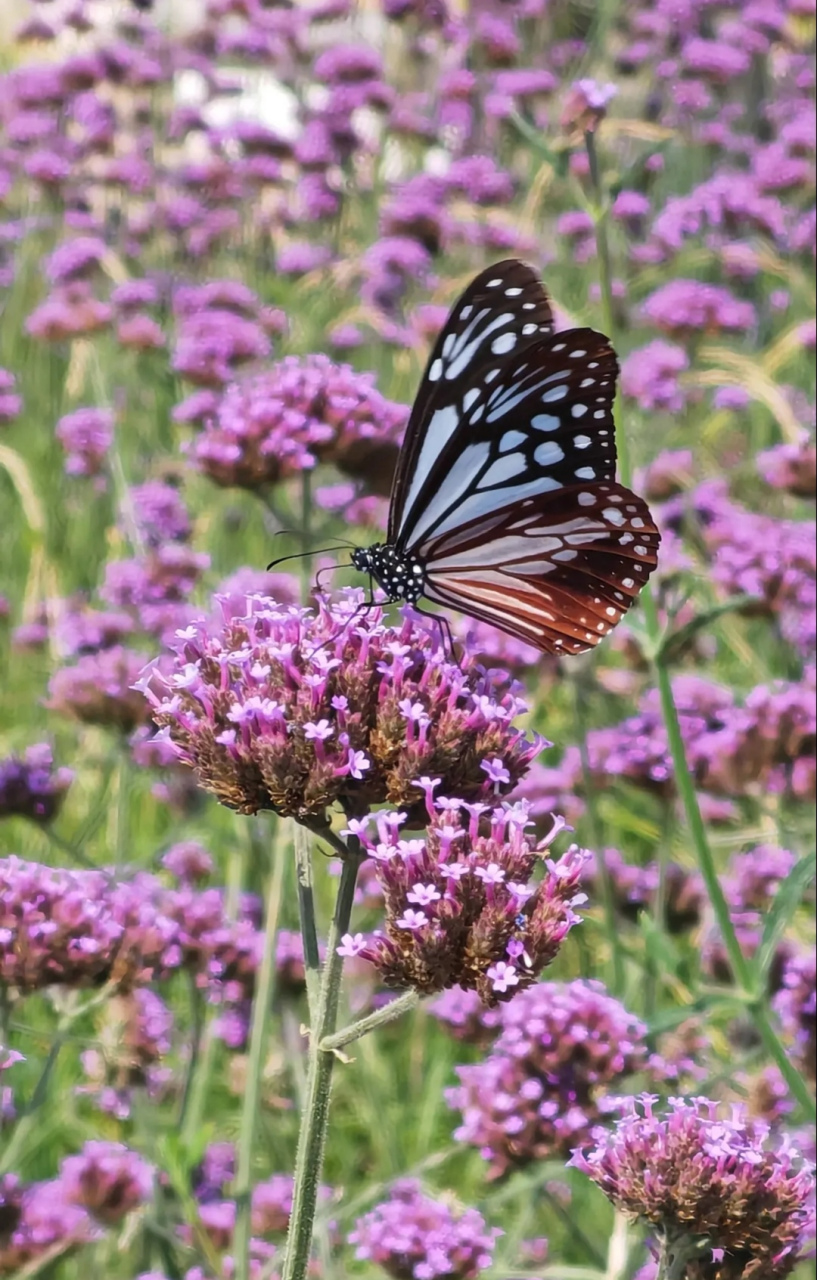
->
<box><xmin>421</xmin><ymin>482</ymin><xmax>660</xmax><ymax>654</ymax></box>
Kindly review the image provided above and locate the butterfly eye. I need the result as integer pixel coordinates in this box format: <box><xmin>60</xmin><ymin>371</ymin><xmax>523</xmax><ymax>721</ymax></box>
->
<box><xmin>353</xmin><ymin>260</ymin><xmax>660</xmax><ymax>655</ymax></box>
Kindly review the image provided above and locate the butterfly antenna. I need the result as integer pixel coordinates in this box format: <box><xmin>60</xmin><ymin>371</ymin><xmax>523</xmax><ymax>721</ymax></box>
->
<box><xmin>266</xmin><ymin>544</ymin><xmax>353</xmax><ymax>572</ymax></box>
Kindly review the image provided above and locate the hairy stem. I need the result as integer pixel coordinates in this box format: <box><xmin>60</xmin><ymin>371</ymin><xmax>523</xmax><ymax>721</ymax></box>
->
<box><xmin>281</xmin><ymin>834</ymin><xmax>364</xmax><ymax>1280</ymax></box>
<box><xmin>319</xmin><ymin>991</ymin><xmax>419</xmax><ymax>1053</ymax></box>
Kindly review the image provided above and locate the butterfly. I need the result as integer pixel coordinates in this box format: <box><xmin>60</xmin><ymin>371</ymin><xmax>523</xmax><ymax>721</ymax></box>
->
<box><xmin>350</xmin><ymin>259</ymin><xmax>661</xmax><ymax>655</ymax></box>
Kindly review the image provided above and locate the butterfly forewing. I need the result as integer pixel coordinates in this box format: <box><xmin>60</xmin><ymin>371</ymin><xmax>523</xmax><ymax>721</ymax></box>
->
<box><xmin>389</xmin><ymin>260</ymin><xmax>556</xmax><ymax>545</ymax></box>
<box><xmin>396</xmin><ymin>326</ymin><xmax>619</xmax><ymax>554</ymax></box>
<box><xmin>421</xmin><ymin>482</ymin><xmax>660</xmax><ymax>655</ymax></box>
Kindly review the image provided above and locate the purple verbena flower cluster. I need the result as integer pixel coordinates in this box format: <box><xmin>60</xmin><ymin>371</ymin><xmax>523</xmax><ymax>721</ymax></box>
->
<box><xmin>145</xmin><ymin>594</ymin><xmax>542</xmax><ymax>825</ymax></box>
<box><xmin>447</xmin><ymin>980</ymin><xmax>662</xmax><ymax>1176</ymax></box>
<box><xmin>348</xmin><ymin>1179</ymin><xmax>501</xmax><ymax>1279</ymax></box>
<box><xmin>570</xmin><ymin>1095</ymin><xmax>815</xmax><ymax>1280</ymax></box>
<box><xmin>339</xmin><ymin>802</ymin><xmax>586</xmax><ymax>1003</ymax></box>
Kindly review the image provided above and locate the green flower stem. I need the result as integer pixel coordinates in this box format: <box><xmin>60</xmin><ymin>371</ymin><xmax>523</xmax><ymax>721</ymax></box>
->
<box><xmin>114</xmin><ymin>743</ymin><xmax>131</xmax><ymax>871</ymax></box>
<box><xmin>570</xmin><ymin>672</ymin><xmax>625</xmax><ymax>996</ymax></box>
<box><xmin>319</xmin><ymin>990</ymin><xmax>419</xmax><ymax>1053</ymax></box>
<box><xmin>233</xmin><ymin>823</ymin><xmax>287</xmax><ymax>1280</ymax></box>
<box><xmin>293</xmin><ymin>822</ymin><xmax>321</xmax><ymax>1019</ymax></box>
<box><xmin>282</xmin><ymin>835</ymin><xmax>364</xmax><ymax>1280</ymax></box>
<box><xmin>584</xmin><ymin>129</ymin><xmax>816</xmax><ymax>1124</ymax></box>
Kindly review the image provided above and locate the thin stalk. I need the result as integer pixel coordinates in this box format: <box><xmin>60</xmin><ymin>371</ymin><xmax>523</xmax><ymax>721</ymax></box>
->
<box><xmin>176</xmin><ymin>975</ymin><xmax>205</xmax><ymax>1133</ymax></box>
<box><xmin>585</xmin><ymin>130</ymin><xmax>816</xmax><ymax>1123</ymax></box>
<box><xmin>179</xmin><ymin>832</ymin><xmax>249</xmax><ymax>1147</ymax></box>
<box><xmin>294</xmin><ymin>822</ymin><xmax>321</xmax><ymax>1019</ymax></box>
<box><xmin>114</xmin><ymin>742</ymin><xmax>131</xmax><ymax>871</ymax></box>
<box><xmin>319</xmin><ymin>990</ymin><xmax>419</xmax><ymax>1053</ymax></box>
<box><xmin>571</xmin><ymin>673</ymin><xmax>624</xmax><ymax>995</ymax></box>
<box><xmin>233</xmin><ymin>823</ymin><xmax>287</xmax><ymax>1280</ymax></box>
<box><xmin>281</xmin><ymin>836</ymin><xmax>364</xmax><ymax>1280</ymax></box>
<box><xmin>644</xmin><ymin>798</ymin><xmax>674</xmax><ymax>1020</ymax></box>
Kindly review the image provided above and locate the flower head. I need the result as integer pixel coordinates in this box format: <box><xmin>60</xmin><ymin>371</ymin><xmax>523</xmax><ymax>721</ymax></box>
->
<box><xmin>448</xmin><ymin>980</ymin><xmax>661</xmax><ymax>1176</ymax></box>
<box><xmin>570</xmin><ymin>1095</ymin><xmax>815</xmax><ymax>1279</ymax></box>
<box><xmin>0</xmin><ymin>744</ymin><xmax>73</xmax><ymax>823</ymax></box>
<box><xmin>146</xmin><ymin>593</ymin><xmax>543</xmax><ymax>825</ymax></box>
<box><xmin>348</xmin><ymin>1179</ymin><xmax>501</xmax><ymax>1279</ymax></box>
<box><xmin>345</xmin><ymin>804</ymin><xmax>585</xmax><ymax>1004</ymax></box>
<box><xmin>188</xmin><ymin>355</ymin><xmax>408</xmax><ymax>494</ymax></box>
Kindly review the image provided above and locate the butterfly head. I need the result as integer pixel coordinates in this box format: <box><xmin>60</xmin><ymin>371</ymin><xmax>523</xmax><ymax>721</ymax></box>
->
<box><xmin>351</xmin><ymin>543</ymin><xmax>426</xmax><ymax>604</ymax></box>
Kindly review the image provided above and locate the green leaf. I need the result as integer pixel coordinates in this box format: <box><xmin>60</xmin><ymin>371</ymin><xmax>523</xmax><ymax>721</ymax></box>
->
<box><xmin>753</xmin><ymin>850</ymin><xmax>816</xmax><ymax>986</ymax></box>
<box><xmin>656</xmin><ymin>594</ymin><xmax>761</xmax><ymax>666</ymax></box>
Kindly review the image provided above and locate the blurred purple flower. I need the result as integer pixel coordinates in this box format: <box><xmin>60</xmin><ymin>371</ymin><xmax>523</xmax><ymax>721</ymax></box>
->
<box><xmin>774</xmin><ymin>948</ymin><xmax>816</xmax><ymax>1082</ymax></box>
<box><xmin>758</xmin><ymin>437</ymin><xmax>816</xmax><ymax>499</ymax></box>
<box><xmin>642</xmin><ymin>280</ymin><xmax>756</xmax><ymax>337</ymax></box>
<box><xmin>0</xmin><ymin>743</ymin><xmax>73</xmax><ymax>824</ymax></box>
<box><xmin>60</xmin><ymin>1141</ymin><xmax>154</xmax><ymax>1225</ymax></box>
<box><xmin>349</xmin><ymin>1179</ymin><xmax>501</xmax><ymax>1279</ymax></box>
<box><xmin>47</xmin><ymin>645</ymin><xmax>153</xmax><ymax>732</ymax></box>
<box><xmin>620</xmin><ymin>341</ymin><xmax>689</xmax><ymax>413</ymax></box>
<box><xmin>448</xmin><ymin>980</ymin><xmax>662</xmax><ymax>1176</ymax></box>
<box><xmin>0</xmin><ymin>369</ymin><xmax>22</xmax><ymax>425</ymax></box>
<box><xmin>188</xmin><ymin>355</ymin><xmax>407</xmax><ymax>495</ymax></box>
<box><xmin>55</xmin><ymin>406</ymin><xmax>113</xmax><ymax>481</ymax></box>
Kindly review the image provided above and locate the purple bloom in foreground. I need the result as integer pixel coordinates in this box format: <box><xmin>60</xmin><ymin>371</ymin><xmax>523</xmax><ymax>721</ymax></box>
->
<box><xmin>342</xmin><ymin>804</ymin><xmax>585</xmax><ymax>1004</ymax></box>
<box><xmin>570</xmin><ymin>1095</ymin><xmax>815</xmax><ymax>1280</ymax></box>
<box><xmin>0</xmin><ymin>743</ymin><xmax>73</xmax><ymax>823</ymax></box>
<box><xmin>145</xmin><ymin>593</ymin><xmax>543</xmax><ymax>826</ymax></box>
<box><xmin>348</xmin><ymin>1178</ymin><xmax>501</xmax><ymax>1279</ymax></box>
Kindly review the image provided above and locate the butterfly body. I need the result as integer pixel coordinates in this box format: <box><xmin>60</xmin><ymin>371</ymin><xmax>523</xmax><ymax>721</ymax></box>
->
<box><xmin>350</xmin><ymin>544</ymin><xmax>426</xmax><ymax>604</ymax></box>
<box><xmin>352</xmin><ymin>260</ymin><xmax>661</xmax><ymax>656</ymax></box>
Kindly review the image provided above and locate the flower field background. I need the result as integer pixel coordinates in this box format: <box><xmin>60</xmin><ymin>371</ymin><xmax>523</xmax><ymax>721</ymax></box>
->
<box><xmin>0</xmin><ymin>1</ymin><xmax>815</xmax><ymax>1279</ymax></box>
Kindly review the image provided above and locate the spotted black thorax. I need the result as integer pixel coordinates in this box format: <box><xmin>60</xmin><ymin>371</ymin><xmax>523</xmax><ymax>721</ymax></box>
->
<box><xmin>351</xmin><ymin>544</ymin><xmax>426</xmax><ymax>604</ymax></box>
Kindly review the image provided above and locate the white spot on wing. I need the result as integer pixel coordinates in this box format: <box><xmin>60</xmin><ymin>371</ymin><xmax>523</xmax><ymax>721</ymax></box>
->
<box><xmin>500</xmin><ymin>430</ymin><xmax>528</xmax><ymax>452</ymax></box>
<box><xmin>603</xmin><ymin>507</ymin><xmax>625</xmax><ymax>526</ymax></box>
<box><xmin>574</xmin><ymin>435</ymin><xmax>591</xmax><ymax>448</ymax></box>
<box><xmin>531</xmin><ymin>414</ymin><xmax>561</xmax><ymax>432</ymax></box>
<box><xmin>429</xmin><ymin>359</ymin><xmax>443</xmax><ymax>382</ymax></box>
<box><xmin>491</xmin><ymin>332</ymin><xmax>516</xmax><ymax>356</ymax></box>
<box><xmin>553</xmin><ymin>548</ymin><xmax>578</xmax><ymax>562</ymax></box>
<box><xmin>463</xmin><ymin>388</ymin><xmax>480</xmax><ymax>411</ymax></box>
<box><xmin>575</xmin><ymin>467</ymin><xmax>596</xmax><ymax>479</ymax></box>
<box><xmin>542</xmin><ymin>385</ymin><xmax>568</xmax><ymax>403</ymax></box>
<box><xmin>578</xmin><ymin>492</ymin><xmax>596</xmax><ymax>506</ymax></box>
<box><xmin>534</xmin><ymin>441</ymin><xmax>565</xmax><ymax>466</ymax></box>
